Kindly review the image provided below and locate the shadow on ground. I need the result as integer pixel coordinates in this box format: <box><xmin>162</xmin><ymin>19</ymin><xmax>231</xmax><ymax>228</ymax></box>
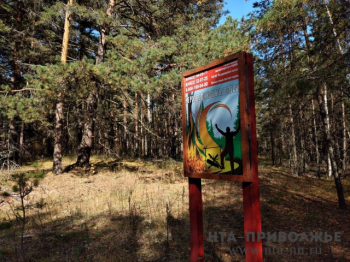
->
<box><xmin>1</xmin><ymin>161</ymin><xmax>349</xmax><ymax>262</ymax></box>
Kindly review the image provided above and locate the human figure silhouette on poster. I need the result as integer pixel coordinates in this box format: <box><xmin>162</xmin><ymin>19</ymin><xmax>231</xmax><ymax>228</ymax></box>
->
<box><xmin>215</xmin><ymin>122</ymin><xmax>240</xmax><ymax>172</ymax></box>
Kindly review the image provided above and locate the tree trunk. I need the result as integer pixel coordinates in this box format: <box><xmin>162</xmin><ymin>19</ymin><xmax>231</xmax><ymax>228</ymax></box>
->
<box><xmin>323</xmin><ymin>0</ymin><xmax>348</xmax><ymax>176</ymax></box>
<box><xmin>76</xmin><ymin>75</ymin><xmax>100</xmax><ymax>166</ymax></box>
<box><xmin>108</xmin><ymin>99</ymin><xmax>115</xmax><ymax>153</ymax></box>
<box><xmin>323</xmin><ymin>0</ymin><xmax>344</xmax><ymax>55</ymax></box>
<box><xmin>299</xmin><ymin>104</ymin><xmax>306</xmax><ymax>174</ymax></box>
<box><xmin>115</xmin><ymin>109</ymin><xmax>121</xmax><ymax>156</ymax></box>
<box><xmin>53</xmin><ymin>0</ymin><xmax>73</xmax><ymax>174</ymax></box>
<box><xmin>135</xmin><ymin>93</ymin><xmax>139</xmax><ymax>156</ymax></box>
<box><xmin>341</xmin><ymin>89</ymin><xmax>347</xmax><ymax>176</ymax></box>
<box><xmin>326</xmin><ymin>153</ymin><xmax>332</xmax><ymax>178</ymax></box>
<box><xmin>152</xmin><ymin>101</ymin><xmax>156</xmax><ymax>157</ymax></box>
<box><xmin>141</xmin><ymin>93</ymin><xmax>145</xmax><ymax>157</ymax></box>
<box><xmin>123</xmin><ymin>99</ymin><xmax>128</xmax><ymax>154</ymax></box>
<box><xmin>312</xmin><ymin>99</ymin><xmax>320</xmax><ymax>177</ymax></box>
<box><xmin>9</xmin><ymin>121</ymin><xmax>18</xmax><ymax>163</ymax></box>
<box><xmin>147</xmin><ymin>93</ymin><xmax>151</xmax><ymax>157</ymax></box>
<box><xmin>163</xmin><ymin>111</ymin><xmax>166</xmax><ymax>157</ymax></box>
<box><xmin>165</xmin><ymin>111</ymin><xmax>169</xmax><ymax>156</ymax></box>
<box><xmin>154</xmin><ymin>108</ymin><xmax>159</xmax><ymax>157</ymax></box>
<box><xmin>330</xmin><ymin>94</ymin><xmax>341</xmax><ymax>166</ymax></box>
<box><xmin>53</xmin><ymin>101</ymin><xmax>64</xmax><ymax>174</ymax></box>
<box><xmin>317</xmin><ymin>83</ymin><xmax>346</xmax><ymax>209</ymax></box>
<box><xmin>323</xmin><ymin>1</ymin><xmax>348</xmax><ymax>175</ymax></box>
<box><xmin>75</xmin><ymin>0</ymin><xmax>115</xmax><ymax>166</ymax></box>
<box><xmin>18</xmin><ymin>121</ymin><xmax>24</xmax><ymax>165</ymax></box>
<box><xmin>60</xmin><ymin>0</ymin><xmax>72</xmax><ymax>65</ymax></box>
<box><xmin>76</xmin><ymin>94</ymin><xmax>98</xmax><ymax>167</ymax></box>
<box><xmin>323</xmin><ymin>85</ymin><xmax>333</xmax><ymax>179</ymax></box>
<box><xmin>171</xmin><ymin>91</ymin><xmax>177</xmax><ymax>158</ymax></box>
<box><xmin>279</xmin><ymin>134</ymin><xmax>283</xmax><ymax>166</ymax></box>
<box><xmin>289</xmin><ymin>98</ymin><xmax>298</xmax><ymax>175</ymax></box>
<box><xmin>269</xmin><ymin>119</ymin><xmax>275</xmax><ymax>166</ymax></box>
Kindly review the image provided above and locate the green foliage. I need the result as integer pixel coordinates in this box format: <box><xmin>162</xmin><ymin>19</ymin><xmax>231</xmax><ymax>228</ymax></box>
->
<box><xmin>0</xmin><ymin>0</ymin><xmax>251</xmax><ymax>164</ymax></box>
<box><xmin>0</xmin><ymin>221</ymin><xmax>12</xmax><ymax>231</ymax></box>
<box><xmin>12</xmin><ymin>185</ymin><xmax>19</xmax><ymax>193</ymax></box>
<box><xmin>35</xmin><ymin>198</ymin><xmax>46</xmax><ymax>209</ymax></box>
<box><xmin>33</xmin><ymin>179</ymin><xmax>39</xmax><ymax>187</ymax></box>
<box><xmin>303</xmin><ymin>212</ymin><xmax>321</xmax><ymax>222</ymax></box>
<box><xmin>32</xmin><ymin>160</ymin><xmax>44</xmax><ymax>170</ymax></box>
<box><xmin>1</xmin><ymin>192</ymin><xmax>10</xmax><ymax>197</ymax></box>
<box><xmin>11</xmin><ymin>173</ymin><xmax>33</xmax><ymax>196</ymax></box>
<box><xmin>233</xmin><ymin>104</ymin><xmax>242</xmax><ymax>159</ymax></box>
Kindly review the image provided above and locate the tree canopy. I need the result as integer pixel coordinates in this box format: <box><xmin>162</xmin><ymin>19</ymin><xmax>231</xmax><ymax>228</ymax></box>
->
<box><xmin>0</xmin><ymin>0</ymin><xmax>349</xmax><ymax>208</ymax></box>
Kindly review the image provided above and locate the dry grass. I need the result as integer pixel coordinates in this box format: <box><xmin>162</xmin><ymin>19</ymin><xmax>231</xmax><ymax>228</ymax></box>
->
<box><xmin>0</xmin><ymin>156</ymin><xmax>349</xmax><ymax>261</ymax></box>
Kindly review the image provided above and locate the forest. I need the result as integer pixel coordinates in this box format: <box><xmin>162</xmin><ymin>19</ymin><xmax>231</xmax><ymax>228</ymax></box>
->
<box><xmin>0</xmin><ymin>0</ymin><xmax>349</xmax><ymax>261</ymax></box>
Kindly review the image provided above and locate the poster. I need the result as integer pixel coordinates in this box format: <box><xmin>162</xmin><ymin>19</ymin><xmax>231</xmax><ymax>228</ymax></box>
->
<box><xmin>184</xmin><ymin>60</ymin><xmax>242</xmax><ymax>176</ymax></box>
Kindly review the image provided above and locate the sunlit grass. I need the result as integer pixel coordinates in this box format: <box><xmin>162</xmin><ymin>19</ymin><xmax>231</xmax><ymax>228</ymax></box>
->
<box><xmin>0</xmin><ymin>156</ymin><xmax>349</xmax><ymax>261</ymax></box>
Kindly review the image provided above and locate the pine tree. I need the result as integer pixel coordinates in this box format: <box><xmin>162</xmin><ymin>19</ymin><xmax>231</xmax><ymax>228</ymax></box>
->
<box><xmin>251</xmin><ymin>0</ymin><xmax>349</xmax><ymax>208</ymax></box>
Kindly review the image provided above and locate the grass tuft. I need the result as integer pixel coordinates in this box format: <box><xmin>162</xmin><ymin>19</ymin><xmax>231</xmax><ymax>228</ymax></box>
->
<box><xmin>1</xmin><ymin>191</ymin><xmax>10</xmax><ymax>197</ymax></box>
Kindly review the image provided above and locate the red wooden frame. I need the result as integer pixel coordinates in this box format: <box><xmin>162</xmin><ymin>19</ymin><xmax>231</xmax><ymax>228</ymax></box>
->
<box><xmin>243</xmin><ymin>52</ymin><xmax>263</xmax><ymax>262</ymax></box>
<box><xmin>181</xmin><ymin>51</ymin><xmax>251</xmax><ymax>182</ymax></box>
<box><xmin>185</xmin><ymin>52</ymin><xmax>263</xmax><ymax>262</ymax></box>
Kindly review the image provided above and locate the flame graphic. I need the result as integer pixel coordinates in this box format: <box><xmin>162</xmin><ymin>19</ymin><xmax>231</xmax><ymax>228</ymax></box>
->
<box><xmin>196</xmin><ymin>102</ymin><xmax>220</xmax><ymax>149</ymax></box>
<box><xmin>210</xmin><ymin>104</ymin><xmax>232</xmax><ymax>116</ymax></box>
<box><xmin>187</xmin><ymin>101</ymin><xmax>239</xmax><ymax>173</ymax></box>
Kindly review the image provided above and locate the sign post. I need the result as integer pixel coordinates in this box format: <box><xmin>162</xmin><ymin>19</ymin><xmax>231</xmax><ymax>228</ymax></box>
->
<box><xmin>189</xmin><ymin>177</ymin><xmax>204</xmax><ymax>262</ymax></box>
<box><xmin>242</xmin><ymin>53</ymin><xmax>263</xmax><ymax>262</ymax></box>
<box><xmin>181</xmin><ymin>51</ymin><xmax>262</xmax><ymax>262</ymax></box>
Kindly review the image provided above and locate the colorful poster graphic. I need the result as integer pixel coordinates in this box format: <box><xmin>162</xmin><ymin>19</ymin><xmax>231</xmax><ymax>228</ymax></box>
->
<box><xmin>185</xmin><ymin>60</ymin><xmax>242</xmax><ymax>175</ymax></box>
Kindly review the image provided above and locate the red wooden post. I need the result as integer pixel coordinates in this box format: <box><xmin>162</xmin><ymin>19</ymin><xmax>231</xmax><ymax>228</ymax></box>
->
<box><xmin>183</xmin><ymin>51</ymin><xmax>262</xmax><ymax>261</ymax></box>
<box><xmin>189</xmin><ymin>177</ymin><xmax>204</xmax><ymax>262</ymax></box>
<box><xmin>242</xmin><ymin>53</ymin><xmax>263</xmax><ymax>262</ymax></box>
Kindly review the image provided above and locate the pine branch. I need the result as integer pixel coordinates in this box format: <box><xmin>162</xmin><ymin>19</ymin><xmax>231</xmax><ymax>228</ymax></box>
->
<box><xmin>0</xmin><ymin>88</ymin><xmax>37</xmax><ymax>94</ymax></box>
<box><xmin>153</xmin><ymin>64</ymin><xmax>177</xmax><ymax>71</ymax></box>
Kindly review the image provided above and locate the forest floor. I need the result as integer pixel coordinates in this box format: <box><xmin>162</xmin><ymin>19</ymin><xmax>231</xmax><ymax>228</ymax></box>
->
<box><xmin>0</xmin><ymin>156</ymin><xmax>350</xmax><ymax>262</ymax></box>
